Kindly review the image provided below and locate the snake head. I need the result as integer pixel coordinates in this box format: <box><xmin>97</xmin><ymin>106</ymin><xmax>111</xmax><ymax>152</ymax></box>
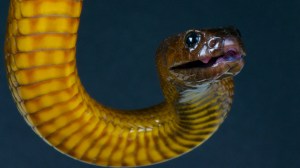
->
<box><xmin>156</xmin><ymin>26</ymin><xmax>245</xmax><ymax>85</ymax></box>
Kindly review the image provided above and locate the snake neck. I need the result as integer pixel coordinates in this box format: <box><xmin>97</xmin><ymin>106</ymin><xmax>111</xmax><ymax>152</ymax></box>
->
<box><xmin>88</xmin><ymin>77</ymin><xmax>234</xmax><ymax>132</ymax></box>
<box><xmin>174</xmin><ymin>77</ymin><xmax>234</xmax><ymax>128</ymax></box>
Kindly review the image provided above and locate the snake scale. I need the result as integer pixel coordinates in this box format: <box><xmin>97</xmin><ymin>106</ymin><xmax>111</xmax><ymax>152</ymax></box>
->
<box><xmin>4</xmin><ymin>0</ymin><xmax>245</xmax><ymax>167</ymax></box>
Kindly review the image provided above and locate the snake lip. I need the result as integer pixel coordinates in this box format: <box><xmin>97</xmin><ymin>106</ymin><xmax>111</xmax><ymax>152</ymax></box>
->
<box><xmin>170</xmin><ymin>50</ymin><xmax>243</xmax><ymax>71</ymax></box>
<box><xmin>170</xmin><ymin>57</ymin><xmax>220</xmax><ymax>70</ymax></box>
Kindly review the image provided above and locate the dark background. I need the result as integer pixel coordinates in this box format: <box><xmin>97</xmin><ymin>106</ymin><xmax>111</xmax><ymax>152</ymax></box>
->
<box><xmin>0</xmin><ymin>0</ymin><xmax>299</xmax><ymax>168</ymax></box>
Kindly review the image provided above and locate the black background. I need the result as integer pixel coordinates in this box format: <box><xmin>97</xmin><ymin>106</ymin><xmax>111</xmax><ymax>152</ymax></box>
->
<box><xmin>0</xmin><ymin>0</ymin><xmax>299</xmax><ymax>168</ymax></box>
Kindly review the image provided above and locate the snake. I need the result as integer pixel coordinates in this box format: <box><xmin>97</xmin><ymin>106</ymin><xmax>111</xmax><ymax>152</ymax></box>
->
<box><xmin>4</xmin><ymin>0</ymin><xmax>245</xmax><ymax>167</ymax></box>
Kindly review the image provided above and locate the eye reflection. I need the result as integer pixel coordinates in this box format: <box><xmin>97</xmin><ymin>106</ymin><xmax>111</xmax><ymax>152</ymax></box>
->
<box><xmin>185</xmin><ymin>31</ymin><xmax>200</xmax><ymax>49</ymax></box>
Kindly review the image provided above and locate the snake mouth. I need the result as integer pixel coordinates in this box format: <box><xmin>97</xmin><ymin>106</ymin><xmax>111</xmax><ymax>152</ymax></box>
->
<box><xmin>170</xmin><ymin>50</ymin><xmax>242</xmax><ymax>71</ymax></box>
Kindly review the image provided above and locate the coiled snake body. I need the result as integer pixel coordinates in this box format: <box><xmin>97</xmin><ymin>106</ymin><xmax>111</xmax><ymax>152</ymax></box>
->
<box><xmin>5</xmin><ymin>0</ymin><xmax>245</xmax><ymax>167</ymax></box>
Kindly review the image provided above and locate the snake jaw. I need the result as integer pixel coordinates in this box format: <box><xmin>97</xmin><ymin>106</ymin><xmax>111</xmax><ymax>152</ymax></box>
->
<box><xmin>168</xmin><ymin>47</ymin><xmax>245</xmax><ymax>84</ymax></box>
<box><xmin>170</xmin><ymin>50</ymin><xmax>243</xmax><ymax>71</ymax></box>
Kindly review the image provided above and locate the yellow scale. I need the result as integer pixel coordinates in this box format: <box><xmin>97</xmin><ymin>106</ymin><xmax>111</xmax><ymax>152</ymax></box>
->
<box><xmin>5</xmin><ymin>0</ymin><xmax>243</xmax><ymax>167</ymax></box>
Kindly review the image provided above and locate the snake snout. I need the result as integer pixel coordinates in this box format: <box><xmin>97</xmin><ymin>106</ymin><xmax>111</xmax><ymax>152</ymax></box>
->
<box><xmin>223</xmin><ymin>37</ymin><xmax>246</xmax><ymax>56</ymax></box>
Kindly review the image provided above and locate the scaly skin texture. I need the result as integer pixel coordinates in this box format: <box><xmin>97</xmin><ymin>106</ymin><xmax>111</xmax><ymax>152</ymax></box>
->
<box><xmin>5</xmin><ymin>0</ymin><xmax>245</xmax><ymax>167</ymax></box>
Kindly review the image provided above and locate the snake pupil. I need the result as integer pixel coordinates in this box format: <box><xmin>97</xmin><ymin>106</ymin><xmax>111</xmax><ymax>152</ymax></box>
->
<box><xmin>185</xmin><ymin>31</ymin><xmax>200</xmax><ymax>49</ymax></box>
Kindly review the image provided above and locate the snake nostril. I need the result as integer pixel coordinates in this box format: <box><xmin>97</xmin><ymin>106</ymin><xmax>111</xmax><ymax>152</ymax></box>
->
<box><xmin>208</xmin><ymin>37</ymin><xmax>222</xmax><ymax>49</ymax></box>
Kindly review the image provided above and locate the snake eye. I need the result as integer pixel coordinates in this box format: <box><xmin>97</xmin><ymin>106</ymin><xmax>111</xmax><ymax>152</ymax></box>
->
<box><xmin>185</xmin><ymin>31</ymin><xmax>200</xmax><ymax>49</ymax></box>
